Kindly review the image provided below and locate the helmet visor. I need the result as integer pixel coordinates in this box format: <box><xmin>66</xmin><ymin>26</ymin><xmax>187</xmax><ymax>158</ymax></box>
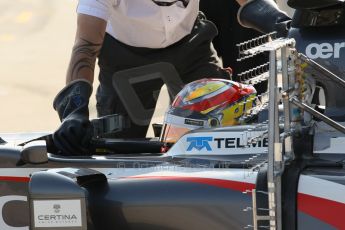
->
<box><xmin>160</xmin><ymin>111</ymin><xmax>210</xmax><ymax>143</ymax></box>
<box><xmin>160</xmin><ymin>123</ymin><xmax>192</xmax><ymax>143</ymax></box>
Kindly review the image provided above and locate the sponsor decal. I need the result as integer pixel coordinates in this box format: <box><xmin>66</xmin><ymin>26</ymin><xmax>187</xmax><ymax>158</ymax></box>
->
<box><xmin>33</xmin><ymin>200</ymin><xmax>82</xmax><ymax>228</ymax></box>
<box><xmin>187</xmin><ymin>137</ymin><xmax>213</xmax><ymax>151</ymax></box>
<box><xmin>187</xmin><ymin>136</ymin><xmax>268</xmax><ymax>152</ymax></box>
<box><xmin>53</xmin><ymin>204</ymin><xmax>61</xmax><ymax>213</ymax></box>
<box><xmin>213</xmin><ymin>137</ymin><xmax>268</xmax><ymax>148</ymax></box>
<box><xmin>0</xmin><ymin>195</ymin><xmax>28</xmax><ymax>230</ymax></box>
<box><xmin>184</xmin><ymin>118</ymin><xmax>204</xmax><ymax>126</ymax></box>
<box><xmin>305</xmin><ymin>42</ymin><xmax>345</xmax><ymax>59</ymax></box>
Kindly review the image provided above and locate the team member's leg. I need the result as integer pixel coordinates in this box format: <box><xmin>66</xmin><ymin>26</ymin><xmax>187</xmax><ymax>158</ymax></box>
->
<box><xmin>96</xmin><ymin>35</ymin><xmax>155</xmax><ymax>138</ymax></box>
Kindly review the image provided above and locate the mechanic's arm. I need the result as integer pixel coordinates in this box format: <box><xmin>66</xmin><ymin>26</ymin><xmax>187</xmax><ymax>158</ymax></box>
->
<box><xmin>235</xmin><ymin>0</ymin><xmax>291</xmax><ymax>37</ymax></box>
<box><xmin>66</xmin><ymin>14</ymin><xmax>107</xmax><ymax>84</ymax></box>
<box><xmin>52</xmin><ymin>14</ymin><xmax>107</xmax><ymax>156</ymax></box>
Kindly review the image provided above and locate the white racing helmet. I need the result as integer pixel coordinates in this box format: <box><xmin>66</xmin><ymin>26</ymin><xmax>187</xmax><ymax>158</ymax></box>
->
<box><xmin>160</xmin><ymin>78</ymin><xmax>256</xmax><ymax>144</ymax></box>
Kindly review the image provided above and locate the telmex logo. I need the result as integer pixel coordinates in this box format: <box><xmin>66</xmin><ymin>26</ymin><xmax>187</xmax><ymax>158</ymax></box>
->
<box><xmin>305</xmin><ymin>42</ymin><xmax>345</xmax><ymax>59</ymax></box>
<box><xmin>186</xmin><ymin>136</ymin><xmax>268</xmax><ymax>151</ymax></box>
<box><xmin>187</xmin><ymin>137</ymin><xmax>213</xmax><ymax>151</ymax></box>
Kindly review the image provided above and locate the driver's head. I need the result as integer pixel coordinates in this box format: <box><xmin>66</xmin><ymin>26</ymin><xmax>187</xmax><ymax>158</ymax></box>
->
<box><xmin>160</xmin><ymin>78</ymin><xmax>256</xmax><ymax>144</ymax></box>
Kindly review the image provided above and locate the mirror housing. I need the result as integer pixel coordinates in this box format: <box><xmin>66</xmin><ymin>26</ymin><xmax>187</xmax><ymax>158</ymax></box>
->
<box><xmin>21</xmin><ymin>140</ymin><xmax>48</xmax><ymax>164</ymax></box>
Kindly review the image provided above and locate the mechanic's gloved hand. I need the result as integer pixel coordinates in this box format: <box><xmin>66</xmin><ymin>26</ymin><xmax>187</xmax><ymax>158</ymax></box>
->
<box><xmin>237</xmin><ymin>0</ymin><xmax>292</xmax><ymax>38</ymax></box>
<box><xmin>53</xmin><ymin>80</ymin><xmax>93</xmax><ymax>156</ymax></box>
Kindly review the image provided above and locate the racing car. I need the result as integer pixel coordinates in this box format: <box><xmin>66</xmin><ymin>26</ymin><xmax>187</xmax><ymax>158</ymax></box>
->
<box><xmin>1</xmin><ymin>1</ymin><xmax>345</xmax><ymax>229</ymax></box>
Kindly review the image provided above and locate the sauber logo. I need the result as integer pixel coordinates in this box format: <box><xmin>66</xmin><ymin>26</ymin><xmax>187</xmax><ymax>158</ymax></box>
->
<box><xmin>305</xmin><ymin>42</ymin><xmax>345</xmax><ymax>59</ymax></box>
<box><xmin>187</xmin><ymin>137</ymin><xmax>213</xmax><ymax>151</ymax></box>
<box><xmin>0</xmin><ymin>195</ymin><xmax>28</xmax><ymax>230</ymax></box>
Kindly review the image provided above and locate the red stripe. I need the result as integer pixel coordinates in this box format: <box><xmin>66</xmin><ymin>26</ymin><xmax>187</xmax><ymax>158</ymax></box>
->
<box><xmin>0</xmin><ymin>176</ymin><xmax>30</xmax><ymax>183</ymax></box>
<box><xmin>298</xmin><ymin>193</ymin><xmax>345</xmax><ymax>229</ymax></box>
<box><xmin>182</xmin><ymin>88</ymin><xmax>241</xmax><ymax>112</ymax></box>
<box><xmin>127</xmin><ymin>176</ymin><xmax>255</xmax><ymax>193</ymax></box>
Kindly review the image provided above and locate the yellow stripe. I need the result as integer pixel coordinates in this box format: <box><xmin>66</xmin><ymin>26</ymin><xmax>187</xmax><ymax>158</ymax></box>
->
<box><xmin>186</xmin><ymin>82</ymin><xmax>226</xmax><ymax>101</ymax></box>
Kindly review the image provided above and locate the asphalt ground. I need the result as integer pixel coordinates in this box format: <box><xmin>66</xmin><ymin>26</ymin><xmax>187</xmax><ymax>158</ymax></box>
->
<box><xmin>0</xmin><ymin>0</ymin><xmax>99</xmax><ymax>133</ymax></box>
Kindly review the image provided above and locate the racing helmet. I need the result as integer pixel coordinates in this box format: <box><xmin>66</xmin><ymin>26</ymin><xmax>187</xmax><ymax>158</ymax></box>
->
<box><xmin>160</xmin><ymin>78</ymin><xmax>256</xmax><ymax>144</ymax></box>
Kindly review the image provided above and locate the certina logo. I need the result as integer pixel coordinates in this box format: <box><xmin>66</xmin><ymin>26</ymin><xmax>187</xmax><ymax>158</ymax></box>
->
<box><xmin>53</xmin><ymin>204</ymin><xmax>61</xmax><ymax>213</ymax></box>
<box><xmin>305</xmin><ymin>42</ymin><xmax>345</xmax><ymax>59</ymax></box>
<box><xmin>38</xmin><ymin>214</ymin><xmax>78</xmax><ymax>221</ymax></box>
<box><xmin>38</xmin><ymin>204</ymin><xmax>77</xmax><ymax>221</ymax></box>
<box><xmin>37</xmin><ymin>203</ymin><xmax>78</xmax><ymax>223</ymax></box>
<box><xmin>34</xmin><ymin>200</ymin><xmax>82</xmax><ymax>228</ymax></box>
<box><xmin>187</xmin><ymin>136</ymin><xmax>268</xmax><ymax>151</ymax></box>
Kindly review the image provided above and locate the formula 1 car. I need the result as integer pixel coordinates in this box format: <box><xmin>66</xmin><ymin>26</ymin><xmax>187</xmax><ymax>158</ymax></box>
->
<box><xmin>1</xmin><ymin>1</ymin><xmax>345</xmax><ymax>230</ymax></box>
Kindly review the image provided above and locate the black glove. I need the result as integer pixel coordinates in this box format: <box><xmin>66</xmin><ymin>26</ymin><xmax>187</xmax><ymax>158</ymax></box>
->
<box><xmin>237</xmin><ymin>0</ymin><xmax>292</xmax><ymax>38</ymax></box>
<box><xmin>53</xmin><ymin>80</ymin><xmax>93</xmax><ymax>156</ymax></box>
